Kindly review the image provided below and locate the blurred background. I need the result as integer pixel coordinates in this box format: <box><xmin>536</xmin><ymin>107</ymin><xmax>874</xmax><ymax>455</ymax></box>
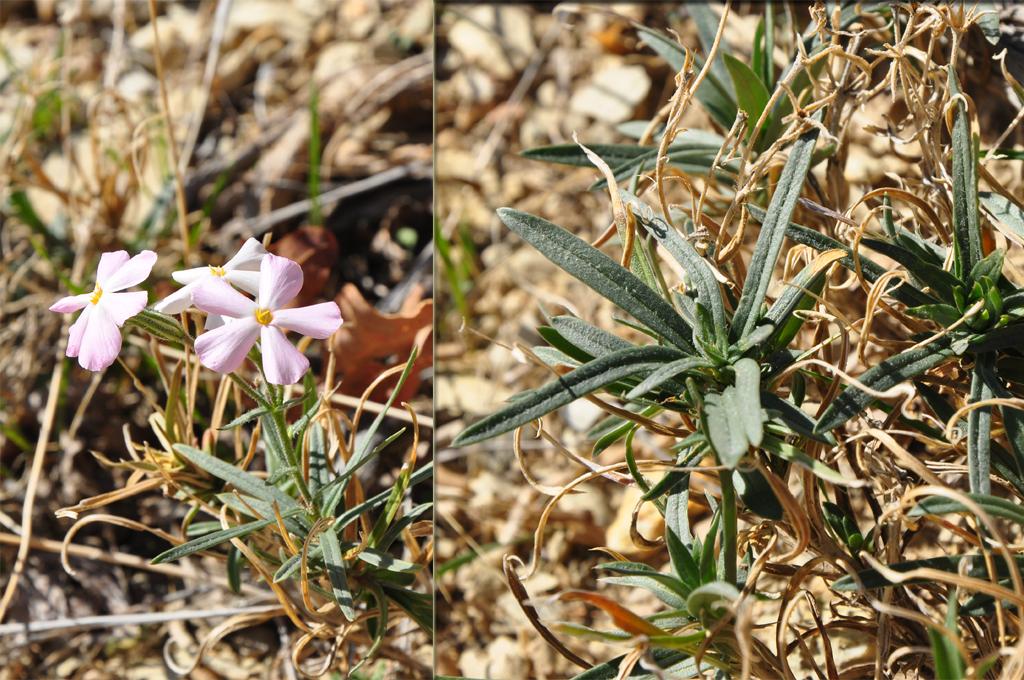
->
<box><xmin>0</xmin><ymin>0</ymin><xmax>432</xmax><ymax>677</ymax></box>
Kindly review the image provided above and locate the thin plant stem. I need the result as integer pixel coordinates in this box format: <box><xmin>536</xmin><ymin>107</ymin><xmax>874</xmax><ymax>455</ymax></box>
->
<box><xmin>719</xmin><ymin>467</ymin><xmax>738</xmax><ymax>586</ymax></box>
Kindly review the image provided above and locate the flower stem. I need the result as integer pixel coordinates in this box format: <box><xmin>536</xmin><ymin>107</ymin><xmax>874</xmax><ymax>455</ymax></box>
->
<box><xmin>719</xmin><ymin>468</ymin><xmax>738</xmax><ymax>585</ymax></box>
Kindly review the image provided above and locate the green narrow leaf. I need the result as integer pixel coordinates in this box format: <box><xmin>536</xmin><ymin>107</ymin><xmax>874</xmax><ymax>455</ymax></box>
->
<box><xmin>733</xmin><ymin>358</ymin><xmax>765</xmax><ymax>448</ymax></box>
<box><xmin>127</xmin><ymin>309</ymin><xmax>188</xmax><ymax>344</ymax></box>
<box><xmin>968</xmin><ymin>354</ymin><xmax>995</xmax><ymax>494</ymax></box>
<box><xmin>498</xmin><ymin>208</ymin><xmax>694</xmax><ymax>351</ymax></box>
<box><xmin>569</xmin><ymin>649</ymin><xmax>695</xmax><ymax>680</ymax></box>
<box><xmin>704</xmin><ymin>388</ymin><xmax>747</xmax><ymax>468</ymax></box>
<box><xmin>928</xmin><ymin>590</ymin><xmax>965</xmax><ymax>680</ymax></box>
<box><xmin>226</xmin><ymin>545</ymin><xmax>243</xmax><ymax>594</ymax></box>
<box><xmin>172</xmin><ymin>444</ymin><xmax>302</xmax><ymax>514</ymax></box>
<box><xmin>382</xmin><ymin>585</ymin><xmax>433</xmax><ymax>633</ymax></box>
<box><xmin>815</xmin><ymin>339</ymin><xmax>955</xmax><ymax>433</ymax></box>
<box><xmin>860</xmin><ymin>238</ymin><xmax>959</xmax><ymax>298</ymax></box>
<box><xmin>833</xmin><ymin>553</ymin><xmax>1024</xmax><ymax>591</ymax></box>
<box><xmin>760</xmin><ymin>250</ymin><xmax>845</xmax><ymax>351</ymax></box>
<box><xmin>723</xmin><ymin>53</ymin><xmax>770</xmax><ymax>138</ymax></box>
<box><xmin>734</xmin><ymin>467</ymin><xmax>783</xmax><ymax>520</ymax></box>
<box><xmin>949</xmin><ymin>66</ymin><xmax>982</xmax><ymax>279</ymax></box>
<box><xmin>635</xmin><ymin>23</ymin><xmax>737</xmax><ymax>130</ymax></box>
<box><xmin>598</xmin><ymin>561</ymin><xmax>689</xmax><ymax>609</ymax></box>
<box><xmin>980</xmin><ymin>191</ymin><xmax>1024</xmax><ymax>241</ymax></box>
<box><xmin>776</xmin><ymin>211</ymin><xmax>934</xmax><ymax>307</ymax></box>
<box><xmin>762</xmin><ymin>392</ymin><xmax>834</xmax><ymax>445</ymax></box>
<box><xmin>909</xmin><ymin>493</ymin><xmax>1024</xmax><ymax>526</ymax></box>
<box><xmin>152</xmin><ymin>517</ymin><xmax>277</xmax><ymax>564</ymax></box>
<box><xmin>760</xmin><ymin>434</ymin><xmax>849</xmax><ymax>485</ymax></box>
<box><xmin>625</xmin><ymin>357</ymin><xmax>710</xmax><ymax>400</ymax></box>
<box><xmin>688</xmin><ymin>4</ymin><xmax>733</xmax><ymax>94</ymax></box>
<box><xmin>550</xmin><ymin>315</ymin><xmax>633</xmax><ymax>358</ymax></box>
<box><xmin>625</xmin><ymin>193</ymin><xmax>727</xmax><ymax>344</ymax></box>
<box><xmin>454</xmin><ymin>345</ymin><xmax>685</xmax><ymax>446</ymax></box>
<box><xmin>732</xmin><ymin>122</ymin><xmax>821</xmax><ymax>340</ymax></box>
<box><xmin>321</xmin><ymin>529</ymin><xmax>357</xmax><ymax>621</ymax></box>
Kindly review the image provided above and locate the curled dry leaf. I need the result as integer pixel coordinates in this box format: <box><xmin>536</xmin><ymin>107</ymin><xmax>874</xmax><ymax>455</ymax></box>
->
<box><xmin>332</xmin><ymin>282</ymin><xmax>432</xmax><ymax>400</ymax></box>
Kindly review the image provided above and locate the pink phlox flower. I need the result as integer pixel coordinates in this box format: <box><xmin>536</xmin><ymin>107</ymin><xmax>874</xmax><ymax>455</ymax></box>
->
<box><xmin>49</xmin><ymin>250</ymin><xmax>157</xmax><ymax>371</ymax></box>
<box><xmin>192</xmin><ymin>253</ymin><xmax>342</xmax><ymax>385</ymax></box>
<box><xmin>153</xmin><ymin>238</ymin><xmax>266</xmax><ymax>328</ymax></box>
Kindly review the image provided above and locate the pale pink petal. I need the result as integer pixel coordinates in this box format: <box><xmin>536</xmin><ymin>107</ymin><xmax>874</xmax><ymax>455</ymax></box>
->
<box><xmin>66</xmin><ymin>306</ymin><xmax>92</xmax><ymax>358</ymax></box>
<box><xmin>270</xmin><ymin>302</ymin><xmax>342</xmax><ymax>339</ymax></box>
<box><xmin>258</xmin><ymin>254</ymin><xmax>303</xmax><ymax>311</ymax></box>
<box><xmin>205</xmin><ymin>313</ymin><xmax>227</xmax><ymax>330</ymax></box>
<box><xmin>102</xmin><ymin>291</ymin><xmax>148</xmax><ymax>326</ymax></box>
<box><xmin>224</xmin><ymin>269</ymin><xmax>261</xmax><ymax>295</ymax></box>
<box><xmin>103</xmin><ymin>250</ymin><xmax>157</xmax><ymax>292</ymax></box>
<box><xmin>224</xmin><ymin>238</ymin><xmax>267</xmax><ymax>270</ymax></box>
<box><xmin>260</xmin><ymin>326</ymin><xmax>309</xmax><ymax>385</ymax></box>
<box><xmin>171</xmin><ymin>267</ymin><xmax>209</xmax><ymax>285</ymax></box>
<box><xmin>49</xmin><ymin>293</ymin><xmax>92</xmax><ymax>313</ymax></box>
<box><xmin>192</xmin><ymin>277</ymin><xmax>257</xmax><ymax>319</ymax></box>
<box><xmin>77</xmin><ymin>305</ymin><xmax>123</xmax><ymax>371</ymax></box>
<box><xmin>96</xmin><ymin>251</ymin><xmax>130</xmax><ymax>286</ymax></box>
<box><xmin>153</xmin><ymin>282</ymin><xmax>197</xmax><ymax>314</ymax></box>
<box><xmin>195</xmin><ymin>317</ymin><xmax>260</xmax><ymax>374</ymax></box>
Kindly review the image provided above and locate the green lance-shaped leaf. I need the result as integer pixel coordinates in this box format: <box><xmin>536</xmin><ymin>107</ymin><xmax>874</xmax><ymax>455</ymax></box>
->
<box><xmin>569</xmin><ymin>649</ymin><xmax>700</xmax><ymax>680</ymax></box>
<box><xmin>928</xmin><ymin>591</ymin><xmax>966</xmax><ymax>680</ymax></box>
<box><xmin>625</xmin><ymin>193</ymin><xmax>728</xmax><ymax>345</ymax></box>
<box><xmin>704</xmin><ymin>388</ymin><xmax>747</xmax><ymax>468</ymax></box>
<box><xmin>776</xmin><ymin>211</ymin><xmax>934</xmax><ymax>307</ymax></box>
<box><xmin>127</xmin><ymin>309</ymin><xmax>188</xmax><ymax>344</ymax></box>
<box><xmin>597</xmin><ymin>561</ymin><xmax>690</xmax><ymax>609</ymax></box>
<box><xmin>550</xmin><ymin>315</ymin><xmax>633</xmax><ymax>359</ymax></box>
<box><xmin>762</xmin><ymin>392</ymin><xmax>835</xmax><ymax>445</ymax></box>
<box><xmin>760</xmin><ymin>433</ymin><xmax>849</xmax><ymax>485</ymax></box>
<box><xmin>860</xmin><ymin>237</ymin><xmax>960</xmax><ymax>299</ymax></box>
<box><xmin>635</xmin><ymin>22</ymin><xmax>737</xmax><ymax>131</ymax></box>
<box><xmin>321</xmin><ymin>529</ymin><xmax>357</xmax><ymax>621</ymax></box>
<box><xmin>152</xmin><ymin>517</ymin><xmax>277</xmax><ymax>564</ymax></box>
<box><xmin>815</xmin><ymin>339</ymin><xmax>955</xmax><ymax>433</ymax></box>
<box><xmin>733</xmin><ymin>358</ymin><xmax>765</xmax><ymax>448</ymax></box>
<box><xmin>720</xmin><ymin>54</ymin><xmax>774</xmax><ymax>142</ymax></box>
<box><xmin>173</xmin><ymin>444</ymin><xmax>303</xmax><ymax>515</ymax></box>
<box><xmin>760</xmin><ymin>249</ymin><xmax>846</xmax><ymax>352</ymax></box>
<box><xmin>968</xmin><ymin>354</ymin><xmax>995</xmax><ymax>494</ymax></box>
<box><xmin>704</xmin><ymin>360</ymin><xmax>763</xmax><ymax>469</ymax></box>
<box><xmin>949</xmin><ymin>66</ymin><xmax>982</xmax><ymax>280</ymax></box>
<box><xmin>625</xmin><ymin>357</ymin><xmax>712</xmax><ymax>400</ymax></box>
<box><xmin>980</xmin><ymin>191</ymin><xmax>1024</xmax><ymax>241</ymax></box>
<box><xmin>454</xmin><ymin>345</ymin><xmax>686</xmax><ymax>446</ymax></box>
<box><xmin>497</xmin><ymin>208</ymin><xmax>695</xmax><ymax>351</ymax></box>
<box><xmin>833</xmin><ymin>553</ymin><xmax>1024</xmax><ymax>591</ymax></box>
<box><xmin>909</xmin><ymin>492</ymin><xmax>1024</xmax><ymax>526</ymax></box>
<box><xmin>732</xmin><ymin>120</ymin><xmax>821</xmax><ymax>340</ymax></box>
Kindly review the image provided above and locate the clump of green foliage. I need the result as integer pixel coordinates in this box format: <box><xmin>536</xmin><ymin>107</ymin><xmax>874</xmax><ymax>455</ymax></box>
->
<box><xmin>455</xmin><ymin>3</ymin><xmax>1024</xmax><ymax>678</ymax></box>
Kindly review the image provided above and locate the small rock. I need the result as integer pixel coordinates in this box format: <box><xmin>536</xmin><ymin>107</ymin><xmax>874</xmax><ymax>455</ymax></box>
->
<box><xmin>570</xmin><ymin>64</ymin><xmax>651</xmax><ymax>124</ymax></box>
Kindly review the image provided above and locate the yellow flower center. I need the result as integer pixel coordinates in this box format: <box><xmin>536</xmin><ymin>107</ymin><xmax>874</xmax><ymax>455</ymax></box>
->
<box><xmin>209</xmin><ymin>265</ymin><xmax>227</xmax><ymax>277</ymax></box>
<box><xmin>255</xmin><ymin>308</ymin><xmax>273</xmax><ymax>325</ymax></box>
<box><xmin>89</xmin><ymin>285</ymin><xmax>103</xmax><ymax>305</ymax></box>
